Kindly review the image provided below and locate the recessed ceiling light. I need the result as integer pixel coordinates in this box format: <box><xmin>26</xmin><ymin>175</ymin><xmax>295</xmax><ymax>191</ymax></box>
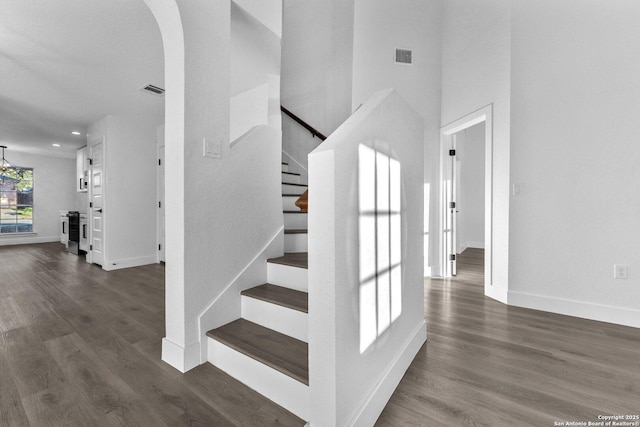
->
<box><xmin>71</xmin><ymin>131</ymin><xmax>81</xmax><ymax>136</ymax></box>
<box><xmin>52</xmin><ymin>143</ymin><xmax>61</xmax><ymax>147</ymax></box>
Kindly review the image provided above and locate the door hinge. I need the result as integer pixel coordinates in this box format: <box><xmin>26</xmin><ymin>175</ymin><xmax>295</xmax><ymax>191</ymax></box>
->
<box><xmin>449</xmin><ymin>254</ymin><xmax>456</xmax><ymax>261</ymax></box>
<box><xmin>89</xmin><ymin>202</ymin><xmax>93</xmax><ymax>208</ymax></box>
<box><xmin>90</xmin><ymin>245</ymin><xmax>93</xmax><ymax>250</ymax></box>
<box><xmin>449</xmin><ymin>149</ymin><xmax>456</xmax><ymax>156</ymax></box>
<box><xmin>158</xmin><ymin>244</ymin><xmax>161</xmax><ymax>251</ymax></box>
<box><xmin>158</xmin><ymin>159</ymin><xmax>161</xmax><ymax>166</ymax></box>
<box><xmin>449</xmin><ymin>202</ymin><xmax>456</xmax><ymax>209</ymax></box>
<box><xmin>89</xmin><ymin>158</ymin><xmax>93</xmax><ymax>165</ymax></box>
<box><xmin>158</xmin><ymin>201</ymin><xmax>161</xmax><ymax>208</ymax></box>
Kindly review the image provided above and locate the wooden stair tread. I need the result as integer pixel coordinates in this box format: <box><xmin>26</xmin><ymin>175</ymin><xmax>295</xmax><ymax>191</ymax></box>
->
<box><xmin>283</xmin><ymin>210</ymin><xmax>307</xmax><ymax>214</ymax></box>
<box><xmin>282</xmin><ymin>171</ymin><xmax>301</xmax><ymax>176</ymax></box>
<box><xmin>241</xmin><ymin>284</ymin><xmax>308</xmax><ymax>313</ymax></box>
<box><xmin>281</xmin><ymin>182</ymin><xmax>307</xmax><ymax>187</ymax></box>
<box><xmin>206</xmin><ymin>319</ymin><xmax>308</xmax><ymax>385</ymax></box>
<box><xmin>267</xmin><ymin>252</ymin><xmax>308</xmax><ymax>269</ymax></box>
<box><xmin>284</xmin><ymin>229</ymin><xmax>307</xmax><ymax>234</ymax></box>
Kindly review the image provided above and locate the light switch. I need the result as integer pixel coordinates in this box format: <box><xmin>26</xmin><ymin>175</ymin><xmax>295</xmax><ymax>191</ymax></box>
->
<box><xmin>203</xmin><ymin>137</ymin><xmax>221</xmax><ymax>158</ymax></box>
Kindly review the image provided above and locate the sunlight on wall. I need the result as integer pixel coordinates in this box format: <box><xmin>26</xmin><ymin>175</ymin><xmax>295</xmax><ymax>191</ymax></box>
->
<box><xmin>359</xmin><ymin>144</ymin><xmax>402</xmax><ymax>354</ymax></box>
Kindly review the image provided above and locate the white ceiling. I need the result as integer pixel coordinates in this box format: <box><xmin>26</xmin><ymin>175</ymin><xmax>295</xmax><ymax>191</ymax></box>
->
<box><xmin>0</xmin><ymin>0</ymin><xmax>164</xmax><ymax>159</ymax></box>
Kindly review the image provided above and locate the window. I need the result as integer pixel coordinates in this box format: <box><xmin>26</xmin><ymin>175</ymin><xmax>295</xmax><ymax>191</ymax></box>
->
<box><xmin>0</xmin><ymin>167</ymin><xmax>34</xmax><ymax>233</ymax></box>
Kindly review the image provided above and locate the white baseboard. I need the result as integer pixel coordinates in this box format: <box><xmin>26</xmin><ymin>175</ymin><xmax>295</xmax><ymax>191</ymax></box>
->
<box><xmin>346</xmin><ymin>320</ymin><xmax>427</xmax><ymax>427</ymax></box>
<box><xmin>508</xmin><ymin>290</ymin><xmax>640</xmax><ymax>329</ymax></box>
<box><xmin>485</xmin><ymin>284</ymin><xmax>508</xmax><ymax>304</ymax></box>
<box><xmin>465</xmin><ymin>241</ymin><xmax>485</xmax><ymax>249</ymax></box>
<box><xmin>0</xmin><ymin>234</ymin><xmax>59</xmax><ymax>246</ymax></box>
<box><xmin>102</xmin><ymin>255</ymin><xmax>158</xmax><ymax>271</ymax></box>
<box><xmin>161</xmin><ymin>338</ymin><xmax>201</xmax><ymax>373</ymax></box>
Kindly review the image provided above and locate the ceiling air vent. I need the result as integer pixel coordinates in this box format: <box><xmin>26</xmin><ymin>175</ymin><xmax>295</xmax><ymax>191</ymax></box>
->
<box><xmin>395</xmin><ymin>48</ymin><xmax>413</xmax><ymax>65</ymax></box>
<box><xmin>140</xmin><ymin>84</ymin><xmax>165</xmax><ymax>97</ymax></box>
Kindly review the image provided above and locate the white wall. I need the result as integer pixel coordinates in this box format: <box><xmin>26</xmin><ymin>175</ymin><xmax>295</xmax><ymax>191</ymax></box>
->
<box><xmin>102</xmin><ymin>115</ymin><xmax>159</xmax><ymax>269</ymax></box>
<box><xmin>230</xmin><ymin>1</ymin><xmax>281</xmax><ymax>142</ymax></box>
<box><xmin>281</xmin><ymin>0</ymin><xmax>355</xmax><ymax>176</ymax></box>
<box><xmin>308</xmin><ymin>90</ymin><xmax>425</xmax><ymax>426</ymax></box>
<box><xmin>196</xmin><ymin>125</ymin><xmax>284</xmax><ymax>363</ymax></box>
<box><xmin>0</xmin><ymin>151</ymin><xmax>76</xmax><ymax>246</ymax></box>
<box><xmin>351</xmin><ymin>0</ymin><xmax>440</xmax><ymax>117</ymax></box>
<box><xmin>456</xmin><ymin>122</ymin><xmax>485</xmax><ymax>251</ymax></box>
<box><xmin>508</xmin><ymin>0</ymin><xmax>640</xmax><ymax>327</ymax></box>
<box><xmin>233</xmin><ymin>0</ymin><xmax>282</xmax><ymax>37</ymax></box>
<box><xmin>351</xmin><ymin>0</ymin><xmax>442</xmax><ymax>275</ymax></box>
<box><xmin>146</xmin><ymin>0</ymin><xmax>286</xmax><ymax>371</ymax></box>
<box><xmin>231</xmin><ymin>1</ymin><xmax>280</xmax><ymax>98</ymax></box>
<box><xmin>441</xmin><ymin>0</ymin><xmax>510</xmax><ymax>296</ymax></box>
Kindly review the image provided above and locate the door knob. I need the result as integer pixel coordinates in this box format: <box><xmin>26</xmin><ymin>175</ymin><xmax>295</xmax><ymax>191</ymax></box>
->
<box><xmin>96</xmin><ymin>208</ymin><xmax>102</xmax><ymax>213</ymax></box>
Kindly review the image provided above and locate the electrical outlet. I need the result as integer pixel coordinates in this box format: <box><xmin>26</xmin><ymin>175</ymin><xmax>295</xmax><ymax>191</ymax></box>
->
<box><xmin>614</xmin><ymin>264</ymin><xmax>628</xmax><ymax>279</ymax></box>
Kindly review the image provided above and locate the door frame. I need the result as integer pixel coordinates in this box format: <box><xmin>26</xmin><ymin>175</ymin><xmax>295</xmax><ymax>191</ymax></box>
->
<box><xmin>439</xmin><ymin>105</ymin><xmax>493</xmax><ymax>293</ymax></box>
<box><xmin>156</xmin><ymin>126</ymin><xmax>165</xmax><ymax>263</ymax></box>
<box><xmin>87</xmin><ymin>134</ymin><xmax>106</xmax><ymax>266</ymax></box>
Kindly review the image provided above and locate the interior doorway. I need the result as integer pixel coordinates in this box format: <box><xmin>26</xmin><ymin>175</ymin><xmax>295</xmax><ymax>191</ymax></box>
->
<box><xmin>439</xmin><ymin>105</ymin><xmax>493</xmax><ymax>294</ymax></box>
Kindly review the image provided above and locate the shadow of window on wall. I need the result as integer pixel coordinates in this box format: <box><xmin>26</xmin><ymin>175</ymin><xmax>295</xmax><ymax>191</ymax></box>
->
<box><xmin>359</xmin><ymin>144</ymin><xmax>402</xmax><ymax>354</ymax></box>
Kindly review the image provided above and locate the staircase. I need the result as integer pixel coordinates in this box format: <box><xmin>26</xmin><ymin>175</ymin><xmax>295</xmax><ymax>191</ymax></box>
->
<box><xmin>205</xmin><ymin>161</ymin><xmax>310</xmax><ymax>420</ymax></box>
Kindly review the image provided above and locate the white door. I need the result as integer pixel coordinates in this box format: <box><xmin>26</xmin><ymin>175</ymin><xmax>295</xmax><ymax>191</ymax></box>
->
<box><xmin>90</xmin><ymin>141</ymin><xmax>105</xmax><ymax>266</ymax></box>
<box><xmin>443</xmin><ymin>136</ymin><xmax>458</xmax><ymax>276</ymax></box>
<box><xmin>158</xmin><ymin>145</ymin><xmax>165</xmax><ymax>262</ymax></box>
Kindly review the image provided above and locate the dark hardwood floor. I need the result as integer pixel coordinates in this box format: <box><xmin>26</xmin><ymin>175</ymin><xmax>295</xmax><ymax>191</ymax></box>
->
<box><xmin>377</xmin><ymin>248</ymin><xmax>640</xmax><ymax>426</ymax></box>
<box><xmin>0</xmin><ymin>243</ymin><xmax>303</xmax><ymax>426</ymax></box>
<box><xmin>1</xmin><ymin>244</ymin><xmax>638</xmax><ymax>426</ymax></box>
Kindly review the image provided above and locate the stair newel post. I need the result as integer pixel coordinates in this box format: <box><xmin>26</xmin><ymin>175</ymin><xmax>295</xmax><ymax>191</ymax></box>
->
<box><xmin>295</xmin><ymin>189</ymin><xmax>308</xmax><ymax>212</ymax></box>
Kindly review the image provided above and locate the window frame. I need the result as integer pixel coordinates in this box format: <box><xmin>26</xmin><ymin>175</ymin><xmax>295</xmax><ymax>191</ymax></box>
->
<box><xmin>0</xmin><ymin>166</ymin><xmax>34</xmax><ymax>235</ymax></box>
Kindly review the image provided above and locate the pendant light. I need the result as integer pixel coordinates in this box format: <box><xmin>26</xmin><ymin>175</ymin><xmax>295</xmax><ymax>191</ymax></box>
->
<box><xmin>0</xmin><ymin>145</ymin><xmax>12</xmax><ymax>173</ymax></box>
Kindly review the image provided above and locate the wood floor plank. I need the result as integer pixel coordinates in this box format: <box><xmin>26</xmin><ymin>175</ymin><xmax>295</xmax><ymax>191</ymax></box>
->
<box><xmin>377</xmin><ymin>248</ymin><xmax>640</xmax><ymax>425</ymax></box>
<box><xmin>89</xmin><ymin>330</ymin><xmax>237</xmax><ymax>426</ymax></box>
<box><xmin>182</xmin><ymin>364</ymin><xmax>306</xmax><ymax>427</ymax></box>
<box><xmin>0</xmin><ymin>352</ymin><xmax>30</xmax><ymax>427</ymax></box>
<box><xmin>0</xmin><ymin>295</ymin><xmax>28</xmax><ymax>332</ymax></box>
<box><xmin>4</xmin><ymin>242</ymin><xmax>639</xmax><ymax>426</ymax></box>
<box><xmin>0</xmin><ymin>326</ymin><xmax>68</xmax><ymax>399</ymax></box>
<box><xmin>0</xmin><ymin>243</ymin><xmax>303</xmax><ymax>426</ymax></box>
<box><xmin>45</xmin><ymin>333</ymin><xmax>168</xmax><ymax>427</ymax></box>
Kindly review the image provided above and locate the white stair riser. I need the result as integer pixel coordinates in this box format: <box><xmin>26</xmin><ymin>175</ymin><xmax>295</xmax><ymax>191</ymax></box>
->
<box><xmin>284</xmin><ymin>233</ymin><xmax>308</xmax><ymax>253</ymax></box>
<box><xmin>241</xmin><ymin>296</ymin><xmax>308</xmax><ymax>342</ymax></box>
<box><xmin>282</xmin><ymin>173</ymin><xmax>300</xmax><ymax>184</ymax></box>
<box><xmin>282</xmin><ymin>184</ymin><xmax>307</xmax><ymax>195</ymax></box>
<box><xmin>207</xmin><ymin>339</ymin><xmax>309</xmax><ymax>420</ymax></box>
<box><xmin>282</xmin><ymin>163</ymin><xmax>288</xmax><ymax>172</ymax></box>
<box><xmin>283</xmin><ymin>195</ymin><xmax>303</xmax><ymax>211</ymax></box>
<box><xmin>284</xmin><ymin>213</ymin><xmax>307</xmax><ymax>229</ymax></box>
<box><xmin>267</xmin><ymin>263</ymin><xmax>308</xmax><ymax>291</ymax></box>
